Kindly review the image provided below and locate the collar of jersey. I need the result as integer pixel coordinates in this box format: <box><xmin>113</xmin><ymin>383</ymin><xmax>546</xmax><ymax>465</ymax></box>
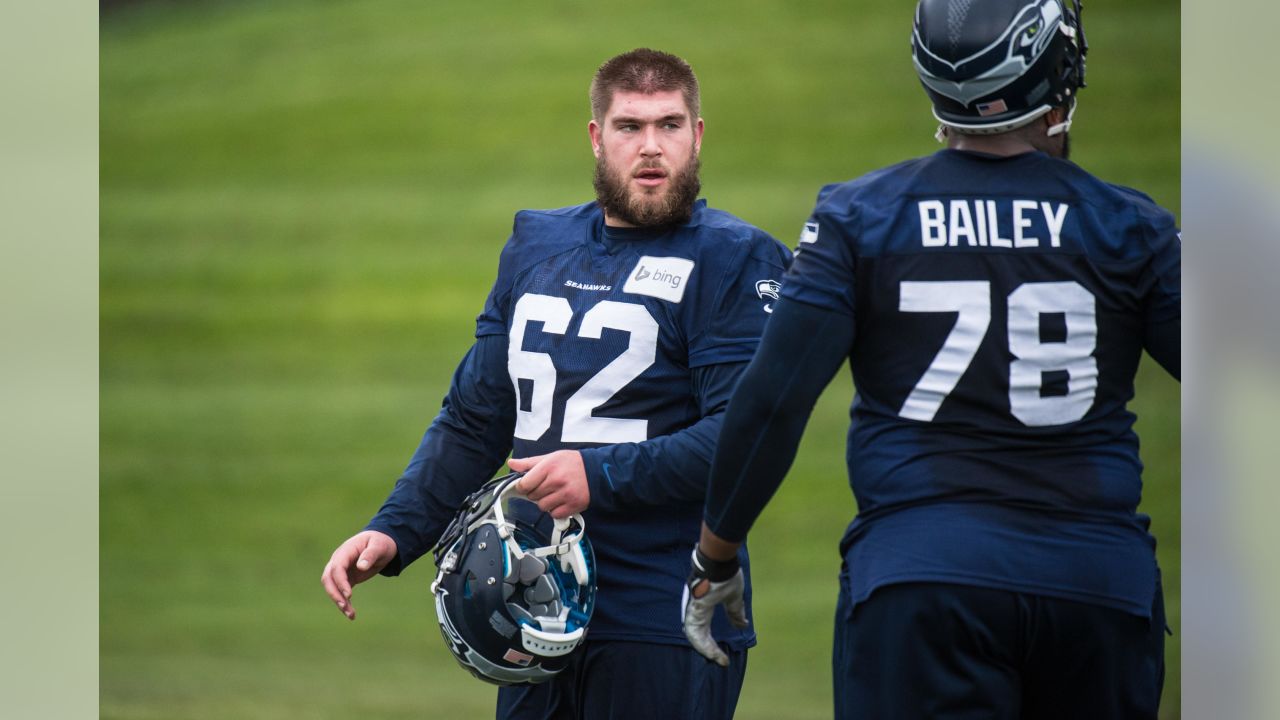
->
<box><xmin>940</xmin><ymin>148</ymin><xmax>1049</xmax><ymax>163</ymax></box>
<box><xmin>594</xmin><ymin>222</ymin><xmax>674</xmax><ymax>258</ymax></box>
<box><xmin>591</xmin><ymin>199</ymin><xmax>707</xmax><ymax>255</ymax></box>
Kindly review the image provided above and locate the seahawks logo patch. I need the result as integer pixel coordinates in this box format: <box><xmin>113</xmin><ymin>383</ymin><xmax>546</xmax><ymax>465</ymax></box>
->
<box><xmin>756</xmin><ymin>279</ymin><xmax>781</xmax><ymax>313</ymax></box>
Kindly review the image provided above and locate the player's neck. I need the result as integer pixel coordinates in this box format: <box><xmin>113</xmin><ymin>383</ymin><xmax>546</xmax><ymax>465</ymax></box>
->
<box><xmin>947</xmin><ymin>133</ymin><xmax>1038</xmax><ymax>157</ymax></box>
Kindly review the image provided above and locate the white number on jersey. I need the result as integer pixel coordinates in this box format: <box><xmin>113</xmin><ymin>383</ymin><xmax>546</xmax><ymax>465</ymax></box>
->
<box><xmin>509</xmin><ymin>294</ymin><xmax>658</xmax><ymax>443</ymax></box>
<box><xmin>1006</xmin><ymin>282</ymin><xmax>1097</xmax><ymax>425</ymax></box>
<box><xmin>899</xmin><ymin>280</ymin><xmax>1098</xmax><ymax>427</ymax></box>
<box><xmin>898</xmin><ymin>282</ymin><xmax>991</xmax><ymax>422</ymax></box>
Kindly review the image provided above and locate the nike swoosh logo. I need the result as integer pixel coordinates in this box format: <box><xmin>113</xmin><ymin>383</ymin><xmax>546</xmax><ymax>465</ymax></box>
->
<box><xmin>602</xmin><ymin>463</ymin><xmax>618</xmax><ymax>490</ymax></box>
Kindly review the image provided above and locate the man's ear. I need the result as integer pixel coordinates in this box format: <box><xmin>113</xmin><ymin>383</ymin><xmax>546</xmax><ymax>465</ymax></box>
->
<box><xmin>693</xmin><ymin>117</ymin><xmax>704</xmax><ymax>156</ymax></box>
<box><xmin>588</xmin><ymin>119</ymin><xmax>603</xmax><ymax>158</ymax></box>
<box><xmin>1044</xmin><ymin>106</ymin><xmax>1067</xmax><ymax>130</ymax></box>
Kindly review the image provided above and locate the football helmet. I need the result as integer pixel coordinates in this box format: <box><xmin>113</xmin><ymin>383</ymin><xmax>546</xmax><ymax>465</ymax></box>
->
<box><xmin>430</xmin><ymin>472</ymin><xmax>595</xmax><ymax>685</ymax></box>
<box><xmin>911</xmin><ymin>0</ymin><xmax>1088</xmax><ymax>134</ymax></box>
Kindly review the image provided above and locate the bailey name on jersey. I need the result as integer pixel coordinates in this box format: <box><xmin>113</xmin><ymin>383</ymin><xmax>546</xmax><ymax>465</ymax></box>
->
<box><xmin>917</xmin><ymin>198</ymin><xmax>1069</xmax><ymax>249</ymax></box>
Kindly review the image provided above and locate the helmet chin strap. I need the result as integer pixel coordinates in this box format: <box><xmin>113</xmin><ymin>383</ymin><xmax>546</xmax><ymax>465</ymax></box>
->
<box><xmin>1046</xmin><ymin>100</ymin><xmax>1077</xmax><ymax>137</ymax></box>
<box><xmin>491</xmin><ymin>479</ymin><xmax>592</xmax><ymax>587</ymax></box>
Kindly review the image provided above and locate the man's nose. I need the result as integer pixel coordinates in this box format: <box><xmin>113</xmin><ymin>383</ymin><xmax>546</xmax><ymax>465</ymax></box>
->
<box><xmin>639</xmin><ymin>127</ymin><xmax>662</xmax><ymax>157</ymax></box>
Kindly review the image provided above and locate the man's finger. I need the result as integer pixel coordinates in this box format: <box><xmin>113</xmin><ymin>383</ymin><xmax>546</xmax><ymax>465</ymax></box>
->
<box><xmin>321</xmin><ymin>564</ymin><xmax>356</xmax><ymax>619</ymax></box>
<box><xmin>321</xmin><ymin>550</ymin><xmax>355</xmax><ymax>598</ymax></box>
<box><xmin>544</xmin><ymin>501</ymin><xmax>573</xmax><ymax>519</ymax></box>
<box><xmin>521</xmin><ymin>468</ymin><xmax>555</xmax><ymax>501</ymax></box>
<box><xmin>507</xmin><ymin>455</ymin><xmax>542</xmax><ymax>472</ymax></box>
<box><xmin>320</xmin><ymin>564</ymin><xmax>345</xmax><ymax>605</ymax></box>
<box><xmin>514</xmin><ymin>464</ymin><xmax>542</xmax><ymax>494</ymax></box>
<box><xmin>683</xmin><ymin>599</ymin><xmax>729</xmax><ymax>666</ymax></box>
<box><xmin>689</xmin><ymin>629</ymin><xmax>729</xmax><ymax>666</ymax></box>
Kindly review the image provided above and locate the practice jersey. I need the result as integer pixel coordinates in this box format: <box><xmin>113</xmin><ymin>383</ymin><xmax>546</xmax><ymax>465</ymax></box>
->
<box><xmin>468</xmin><ymin>199</ymin><xmax>790</xmax><ymax>647</ymax></box>
<box><xmin>782</xmin><ymin>149</ymin><xmax>1180</xmax><ymax>617</ymax></box>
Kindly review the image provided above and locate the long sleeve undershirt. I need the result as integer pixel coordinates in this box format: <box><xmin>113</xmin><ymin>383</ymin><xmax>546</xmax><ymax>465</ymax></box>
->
<box><xmin>703</xmin><ymin>296</ymin><xmax>854</xmax><ymax>543</ymax></box>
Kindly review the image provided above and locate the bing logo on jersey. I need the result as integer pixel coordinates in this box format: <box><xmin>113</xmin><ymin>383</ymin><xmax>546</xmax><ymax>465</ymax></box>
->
<box><xmin>623</xmin><ymin>256</ymin><xmax>695</xmax><ymax>304</ymax></box>
<box><xmin>755</xmin><ymin>279</ymin><xmax>781</xmax><ymax>313</ymax></box>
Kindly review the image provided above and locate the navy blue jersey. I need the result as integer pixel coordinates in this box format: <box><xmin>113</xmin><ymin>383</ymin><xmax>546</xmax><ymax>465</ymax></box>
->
<box><xmin>778</xmin><ymin>149</ymin><xmax>1179</xmax><ymax>616</ymax></box>
<box><xmin>370</xmin><ymin>199</ymin><xmax>791</xmax><ymax>650</ymax></box>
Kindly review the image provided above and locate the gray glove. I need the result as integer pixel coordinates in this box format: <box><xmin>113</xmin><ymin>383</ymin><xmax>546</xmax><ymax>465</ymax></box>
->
<box><xmin>682</xmin><ymin>545</ymin><xmax>749</xmax><ymax>666</ymax></box>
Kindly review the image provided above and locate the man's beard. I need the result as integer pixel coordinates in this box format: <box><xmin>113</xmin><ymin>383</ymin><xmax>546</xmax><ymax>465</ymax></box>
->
<box><xmin>593</xmin><ymin>152</ymin><xmax>701</xmax><ymax>228</ymax></box>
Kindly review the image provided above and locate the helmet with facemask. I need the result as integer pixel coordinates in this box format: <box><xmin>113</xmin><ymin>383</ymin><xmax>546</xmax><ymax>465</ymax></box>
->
<box><xmin>430</xmin><ymin>472</ymin><xmax>596</xmax><ymax>685</ymax></box>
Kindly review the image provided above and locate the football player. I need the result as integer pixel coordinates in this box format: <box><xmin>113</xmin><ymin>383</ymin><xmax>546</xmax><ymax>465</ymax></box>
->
<box><xmin>321</xmin><ymin>48</ymin><xmax>791</xmax><ymax>719</ymax></box>
<box><xmin>682</xmin><ymin>1</ymin><xmax>1180</xmax><ymax>718</ymax></box>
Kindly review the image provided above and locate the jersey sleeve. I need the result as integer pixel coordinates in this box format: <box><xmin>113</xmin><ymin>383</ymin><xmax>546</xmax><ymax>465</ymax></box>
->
<box><xmin>704</xmin><ymin>297</ymin><xmax>854</xmax><ymax>542</ymax></box>
<box><xmin>1143</xmin><ymin>210</ymin><xmax>1181</xmax><ymax>322</ymax></box>
<box><xmin>364</xmin><ymin>333</ymin><xmax>516</xmax><ymax>574</ymax></box>
<box><xmin>474</xmin><ymin>221</ymin><xmax>521</xmax><ymax>338</ymax></box>
<box><xmin>577</xmin><ymin>361</ymin><xmax>744</xmax><ymax>512</ymax></box>
<box><xmin>577</xmin><ymin>229</ymin><xmax>792</xmax><ymax>511</ymax></box>
<box><xmin>777</xmin><ymin>190</ymin><xmax>858</xmax><ymax>316</ymax></box>
<box><xmin>686</xmin><ymin>230</ymin><xmax>793</xmax><ymax>368</ymax></box>
<box><xmin>1141</xmin><ymin>212</ymin><xmax>1181</xmax><ymax>377</ymax></box>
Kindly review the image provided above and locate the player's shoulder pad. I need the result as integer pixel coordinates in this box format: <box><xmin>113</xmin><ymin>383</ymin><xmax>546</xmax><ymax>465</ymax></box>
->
<box><xmin>512</xmin><ymin>201</ymin><xmax>600</xmax><ymax>236</ymax></box>
<box><xmin>1102</xmin><ymin>182</ymin><xmax>1179</xmax><ymax>233</ymax></box>
<box><xmin>498</xmin><ymin>201</ymin><xmax>601</xmax><ymax>276</ymax></box>
<box><xmin>1039</xmin><ymin>158</ymin><xmax>1174</xmax><ymax>226</ymax></box>
<box><xmin>690</xmin><ymin>203</ymin><xmax>792</xmax><ymax>269</ymax></box>
<box><xmin>1070</xmin><ymin>169</ymin><xmax>1179</xmax><ymax>260</ymax></box>
<box><xmin>812</xmin><ymin>156</ymin><xmax>931</xmax><ymax>219</ymax></box>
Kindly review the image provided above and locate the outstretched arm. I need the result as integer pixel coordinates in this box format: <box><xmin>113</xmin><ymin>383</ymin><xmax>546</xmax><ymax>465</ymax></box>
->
<box><xmin>684</xmin><ymin>297</ymin><xmax>853</xmax><ymax>663</ymax></box>
<box><xmin>703</xmin><ymin>297</ymin><xmax>854</xmax><ymax>544</ymax></box>
<box><xmin>320</xmin><ymin>333</ymin><xmax>515</xmax><ymax>619</ymax></box>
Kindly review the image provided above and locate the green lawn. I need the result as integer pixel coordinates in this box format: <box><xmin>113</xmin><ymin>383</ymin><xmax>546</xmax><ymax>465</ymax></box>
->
<box><xmin>101</xmin><ymin>1</ymin><xmax>1181</xmax><ymax>717</ymax></box>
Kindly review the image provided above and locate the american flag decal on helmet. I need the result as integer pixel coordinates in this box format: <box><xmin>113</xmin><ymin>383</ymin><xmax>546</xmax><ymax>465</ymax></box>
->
<box><xmin>503</xmin><ymin>648</ymin><xmax>534</xmax><ymax>666</ymax></box>
<box><xmin>976</xmin><ymin>99</ymin><xmax>1008</xmax><ymax>116</ymax></box>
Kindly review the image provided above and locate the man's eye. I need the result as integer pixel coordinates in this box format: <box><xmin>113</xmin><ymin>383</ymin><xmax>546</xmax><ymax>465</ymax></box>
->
<box><xmin>618</xmin><ymin>124</ymin><xmax>638</xmax><ymax>132</ymax></box>
<box><xmin>663</xmin><ymin>122</ymin><xmax>681</xmax><ymax>131</ymax></box>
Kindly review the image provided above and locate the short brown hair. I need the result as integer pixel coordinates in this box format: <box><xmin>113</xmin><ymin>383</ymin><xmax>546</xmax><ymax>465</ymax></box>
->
<box><xmin>589</xmin><ymin>48</ymin><xmax>700</xmax><ymax>121</ymax></box>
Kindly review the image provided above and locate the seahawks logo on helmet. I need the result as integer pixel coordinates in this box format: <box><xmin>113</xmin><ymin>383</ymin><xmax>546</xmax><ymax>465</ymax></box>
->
<box><xmin>911</xmin><ymin>0</ymin><xmax>1087</xmax><ymax>133</ymax></box>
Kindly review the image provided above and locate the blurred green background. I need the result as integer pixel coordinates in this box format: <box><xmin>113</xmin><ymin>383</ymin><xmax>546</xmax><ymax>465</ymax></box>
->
<box><xmin>100</xmin><ymin>0</ymin><xmax>1180</xmax><ymax>717</ymax></box>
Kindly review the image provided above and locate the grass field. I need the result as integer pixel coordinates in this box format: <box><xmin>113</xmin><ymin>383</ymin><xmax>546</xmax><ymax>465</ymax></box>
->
<box><xmin>101</xmin><ymin>1</ymin><xmax>1181</xmax><ymax>717</ymax></box>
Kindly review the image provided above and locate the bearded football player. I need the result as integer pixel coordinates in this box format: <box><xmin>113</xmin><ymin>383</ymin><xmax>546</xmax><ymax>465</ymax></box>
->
<box><xmin>322</xmin><ymin>48</ymin><xmax>791</xmax><ymax>720</ymax></box>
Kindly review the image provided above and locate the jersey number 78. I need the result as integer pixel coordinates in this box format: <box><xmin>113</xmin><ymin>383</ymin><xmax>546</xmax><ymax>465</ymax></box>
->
<box><xmin>898</xmin><ymin>280</ymin><xmax>1097</xmax><ymax>427</ymax></box>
